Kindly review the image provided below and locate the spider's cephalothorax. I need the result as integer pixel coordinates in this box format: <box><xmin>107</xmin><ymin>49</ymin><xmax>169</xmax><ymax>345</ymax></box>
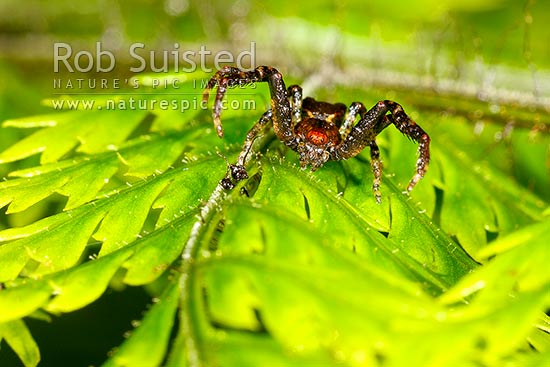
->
<box><xmin>203</xmin><ymin>66</ymin><xmax>430</xmax><ymax>203</ymax></box>
<box><xmin>294</xmin><ymin>97</ymin><xmax>345</xmax><ymax>170</ymax></box>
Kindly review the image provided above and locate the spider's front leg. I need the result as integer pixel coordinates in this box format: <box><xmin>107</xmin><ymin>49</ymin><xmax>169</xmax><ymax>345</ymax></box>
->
<box><xmin>220</xmin><ymin>110</ymin><xmax>273</xmax><ymax>189</ymax></box>
<box><xmin>202</xmin><ymin>65</ymin><xmax>295</xmax><ymax>147</ymax></box>
<box><xmin>204</xmin><ymin>66</ymin><xmax>299</xmax><ymax>189</ymax></box>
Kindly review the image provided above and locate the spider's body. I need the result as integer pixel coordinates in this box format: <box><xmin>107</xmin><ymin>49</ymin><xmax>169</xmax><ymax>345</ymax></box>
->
<box><xmin>294</xmin><ymin>97</ymin><xmax>346</xmax><ymax>170</ymax></box>
<box><xmin>203</xmin><ymin>66</ymin><xmax>430</xmax><ymax>202</ymax></box>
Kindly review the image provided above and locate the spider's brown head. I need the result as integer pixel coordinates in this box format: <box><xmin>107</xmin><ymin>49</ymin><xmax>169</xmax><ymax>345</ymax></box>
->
<box><xmin>294</xmin><ymin>118</ymin><xmax>341</xmax><ymax>170</ymax></box>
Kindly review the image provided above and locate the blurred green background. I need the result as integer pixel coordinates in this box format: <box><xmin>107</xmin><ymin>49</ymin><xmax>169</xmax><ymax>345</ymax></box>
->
<box><xmin>1</xmin><ymin>0</ymin><xmax>549</xmax><ymax>123</ymax></box>
<box><xmin>0</xmin><ymin>1</ymin><xmax>548</xmax><ymax>366</ymax></box>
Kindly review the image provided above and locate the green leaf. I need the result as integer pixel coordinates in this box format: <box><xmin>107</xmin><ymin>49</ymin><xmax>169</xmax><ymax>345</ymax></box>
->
<box><xmin>0</xmin><ymin>111</ymin><xmax>145</xmax><ymax>164</ymax></box>
<box><xmin>440</xmin><ymin>218</ymin><xmax>550</xmax><ymax>305</ymax></box>
<box><xmin>0</xmin><ymin>280</ymin><xmax>52</xmax><ymax>323</ymax></box>
<box><xmin>0</xmin><ymin>155</ymin><xmax>120</xmax><ymax>213</ymax></box>
<box><xmin>46</xmin><ymin>249</ymin><xmax>132</xmax><ymax>313</ymax></box>
<box><xmin>0</xmin><ymin>206</ymin><xmax>105</xmax><ymax>281</ymax></box>
<box><xmin>385</xmin><ymin>114</ymin><xmax>547</xmax><ymax>257</ymax></box>
<box><xmin>252</xmin><ymin>156</ymin><xmax>475</xmax><ymax>291</ymax></box>
<box><xmin>122</xmin><ymin>213</ymin><xmax>195</xmax><ymax>285</ymax></box>
<box><xmin>0</xmin><ymin>320</ymin><xmax>40</xmax><ymax>367</ymax></box>
<box><xmin>102</xmin><ymin>282</ymin><xmax>179</xmax><ymax>367</ymax></box>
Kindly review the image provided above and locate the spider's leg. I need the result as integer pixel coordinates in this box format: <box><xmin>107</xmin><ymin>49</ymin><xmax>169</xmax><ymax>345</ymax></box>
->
<box><xmin>340</xmin><ymin>102</ymin><xmax>366</xmax><ymax>140</ymax></box>
<box><xmin>288</xmin><ymin>85</ymin><xmax>303</xmax><ymax>126</ymax></box>
<box><xmin>221</xmin><ymin>110</ymin><xmax>273</xmax><ymax>189</ymax></box>
<box><xmin>335</xmin><ymin>100</ymin><xmax>430</xmax><ymax>198</ymax></box>
<box><xmin>202</xmin><ymin>67</ymin><xmax>237</xmax><ymax>137</ymax></box>
<box><xmin>381</xmin><ymin>101</ymin><xmax>430</xmax><ymax>192</ymax></box>
<box><xmin>236</xmin><ymin>110</ymin><xmax>273</xmax><ymax>168</ymax></box>
<box><xmin>369</xmin><ymin>141</ymin><xmax>383</xmax><ymax>204</ymax></box>
<box><xmin>333</xmin><ymin>101</ymin><xmax>389</xmax><ymax>160</ymax></box>
<box><xmin>331</xmin><ymin>102</ymin><xmax>389</xmax><ymax>202</ymax></box>
<box><xmin>203</xmin><ymin>66</ymin><xmax>294</xmax><ymax>148</ymax></box>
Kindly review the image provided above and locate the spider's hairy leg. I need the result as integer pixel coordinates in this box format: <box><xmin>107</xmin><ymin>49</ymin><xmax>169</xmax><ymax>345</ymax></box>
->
<box><xmin>333</xmin><ymin>101</ymin><xmax>389</xmax><ymax>160</ymax></box>
<box><xmin>369</xmin><ymin>141</ymin><xmax>383</xmax><ymax>203</ymax></box>
<box><xmin>203</xmin><ymin>66</ymin><xmax>291</xmax><ymax>142</ymax></box>
<box><xmin>335</xmin><ymin>100</ymin><xmax>430</xmax><ymax>200</ymax></box>
<box><xmin>221</xmin><ymin>110</ymin><xmax>273</xmax><ymax>190</ymax></box>
<box><xmin>331</xmin><ymin>101</ymin><xmax>389</xmax><ymax>202</ymax></box>
<box><xmin>236</xmin><ymin>110</ymin><xmax>273</xmax><ymax>168</ymax></box>
<box><xmin>202</xmin><ymin>66</ymin><xmax>237</xmax><ymax>137</ymax></box>
<box><xmin>340</xmin><ymin>102</ymin><xmax>366</xmax><ymax>140</ymax></box>
<box><xmin>382</xmin><ymin>101</ymin><xmax>430</xmax><ymax>192</ymax></box>
<box><xmin>288</xmin><ymin>85</ymin><xmax>303</xmax><ymax>126</ymax></box>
